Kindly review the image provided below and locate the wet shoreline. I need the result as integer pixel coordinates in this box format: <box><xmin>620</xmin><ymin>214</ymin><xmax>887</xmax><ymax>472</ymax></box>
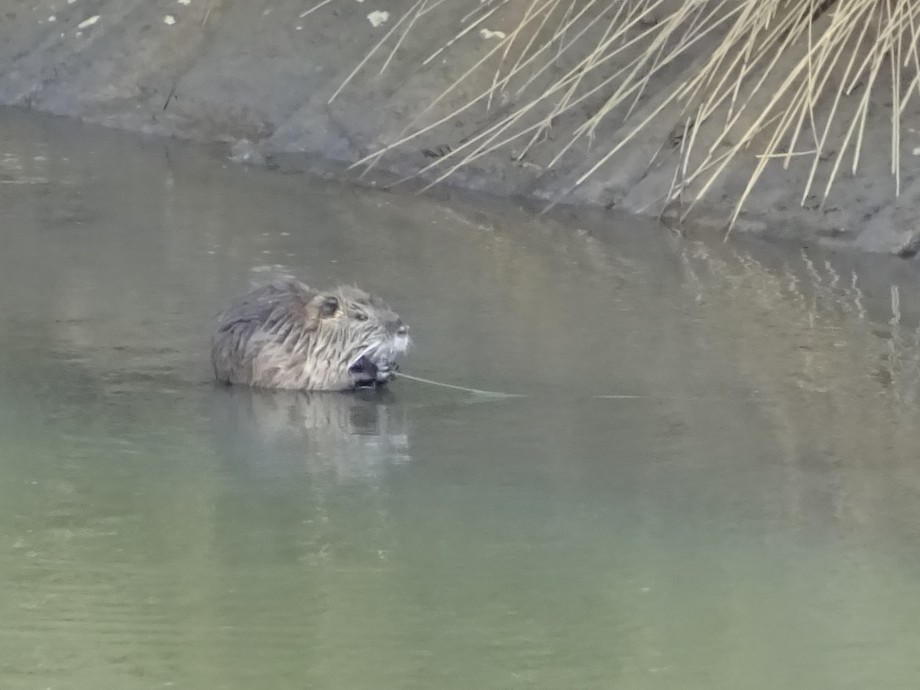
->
<box><xmin>1</xmin><ymin>1</ymin><xmax>917</xmax><ymax>256</ymax></box>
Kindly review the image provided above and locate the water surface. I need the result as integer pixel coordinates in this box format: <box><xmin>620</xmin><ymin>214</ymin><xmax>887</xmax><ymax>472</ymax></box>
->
<box><xmin>2</xmin><ymin>111</ymin><xmax>920</xmax><ymax>689</ymax></box>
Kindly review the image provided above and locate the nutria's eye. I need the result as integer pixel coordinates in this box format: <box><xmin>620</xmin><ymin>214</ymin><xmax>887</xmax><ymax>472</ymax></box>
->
<box><xmin>320</xmin><ymin>296</ymin><xmax>339</xmax><ymax>318</ymax></box>
<box><xmin>353</xmin><ymin>312</ymin><xmax>368</xmax><ymax>322</ymax></box>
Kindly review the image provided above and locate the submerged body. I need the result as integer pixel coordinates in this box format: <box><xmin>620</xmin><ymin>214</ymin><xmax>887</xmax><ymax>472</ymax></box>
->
<box><xmin>211</xmin><ymin>278</ymin><xmax>410</xmax><ymax>391</ymax></box>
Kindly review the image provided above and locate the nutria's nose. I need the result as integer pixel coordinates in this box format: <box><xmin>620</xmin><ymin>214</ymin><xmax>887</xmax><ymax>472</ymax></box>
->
<box><xmin>396</xmin><ymin>323</ymin><xmax>409</xmax><ymax>335</ymax></box>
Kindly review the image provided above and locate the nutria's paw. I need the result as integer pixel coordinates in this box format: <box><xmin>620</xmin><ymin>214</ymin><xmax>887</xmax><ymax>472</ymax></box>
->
<box><xmin>376</xmin><ymin>363</ymin><xmax>398</xmax><ymax>384</ymax></box>
<box><xmin>349</xmin><ymin>355</ymin><xmax>399</xmax><ymax>387</ymax></box>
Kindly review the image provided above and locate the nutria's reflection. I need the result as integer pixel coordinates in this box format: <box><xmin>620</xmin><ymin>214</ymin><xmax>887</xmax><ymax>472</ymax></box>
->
<box><xmin>214</xmin><ymin>385</ymin><xmax>411</xmax><ymax>481</ymax></box>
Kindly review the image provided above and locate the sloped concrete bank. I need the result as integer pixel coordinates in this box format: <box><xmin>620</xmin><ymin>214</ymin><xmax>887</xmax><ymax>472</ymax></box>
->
<box><xmin>2</xmin><ymin>0</ymin><xmax>918</xmax><ymax>256</ymax></box>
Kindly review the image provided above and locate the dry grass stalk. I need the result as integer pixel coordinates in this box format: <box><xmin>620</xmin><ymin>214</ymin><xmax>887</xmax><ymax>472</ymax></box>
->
<box><xmin>332</xmin><ymin>0</ymin><xmax>920</xmax><ymax>232</ymax></box>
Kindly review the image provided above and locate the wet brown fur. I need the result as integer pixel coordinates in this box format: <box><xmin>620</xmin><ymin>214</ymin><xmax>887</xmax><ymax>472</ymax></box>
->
<box><xmin>211</xmin><ymin>278</ymin><xmax>409</xmax><ymax>391</ymax></box>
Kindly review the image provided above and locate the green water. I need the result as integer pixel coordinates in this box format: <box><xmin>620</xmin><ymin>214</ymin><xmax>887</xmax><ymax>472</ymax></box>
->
<box><xmin>1</xmin><ymin>111</ymin><xmax>920</xmax><ymax>689</ymax></box>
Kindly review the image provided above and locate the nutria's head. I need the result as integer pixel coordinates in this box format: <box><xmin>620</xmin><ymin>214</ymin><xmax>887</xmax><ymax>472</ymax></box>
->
<box><xmin>303</xmin><ymin>285</ymin><xmax>411</xmax><ymax>390</ymax></box>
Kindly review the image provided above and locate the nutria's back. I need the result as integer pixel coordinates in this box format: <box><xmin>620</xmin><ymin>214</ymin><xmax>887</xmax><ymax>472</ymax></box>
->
<box><xmin>211</xmin><ymin>278</ymin><xmax>410</xmax><ymax>391</ymax></box>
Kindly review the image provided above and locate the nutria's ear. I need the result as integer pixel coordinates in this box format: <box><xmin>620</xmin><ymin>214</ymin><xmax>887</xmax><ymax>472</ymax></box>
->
<box><xmin>319</xmin><ymin>295</ymin><xmax>339</xmax><ymax>318</ymax></box>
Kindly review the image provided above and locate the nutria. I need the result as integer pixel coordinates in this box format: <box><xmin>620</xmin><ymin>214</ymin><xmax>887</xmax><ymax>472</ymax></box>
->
<box><xmin>211</xmin><ymin>278</ymin><xmax>410</xmax><ymax>391</ymax></box>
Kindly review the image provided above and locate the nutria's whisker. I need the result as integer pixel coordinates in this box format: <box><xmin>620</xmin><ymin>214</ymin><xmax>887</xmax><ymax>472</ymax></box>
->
<box><xmin>395</xmin><ymin>374</ymin><xmax>743</xmax><ymax>402</ymax></box>
<box><xmin>394</xmin><ymin>372</ymin><xmax>523</xmax><ymax>398</ymax></box>
<box><xmin>594</xmin><ymin>393</ymin><xmax>748</xmax><ymax>401</ymax></box>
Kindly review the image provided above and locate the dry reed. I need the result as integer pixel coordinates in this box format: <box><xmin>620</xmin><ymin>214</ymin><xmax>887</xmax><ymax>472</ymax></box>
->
<box><xmin>329</xmin><ymin>0</ymin><xmax>920</xmax><ymax>233</ymax></box>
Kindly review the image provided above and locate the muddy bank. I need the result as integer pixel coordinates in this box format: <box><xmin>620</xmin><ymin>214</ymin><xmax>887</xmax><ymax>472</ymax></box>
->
<box><xmin>1</xmin><ymin>0</ymin><xmax>917</xmax><ymax>256</ymax></box>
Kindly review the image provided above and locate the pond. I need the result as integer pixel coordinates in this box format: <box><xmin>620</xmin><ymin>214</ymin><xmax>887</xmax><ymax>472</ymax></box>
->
<box><xmin>2</xmin><ymin>110</ymin><xmax>920</xmax><ymax>689</ymax></box>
